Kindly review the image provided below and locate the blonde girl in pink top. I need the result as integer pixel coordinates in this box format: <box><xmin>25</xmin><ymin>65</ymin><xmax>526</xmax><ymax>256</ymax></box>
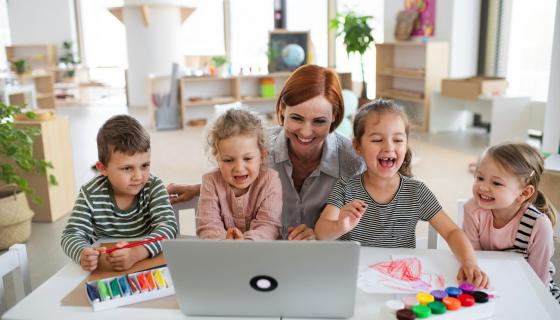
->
<box><xmin>196</xmin><ymin>108</ymin><xmax>283</xmax><ymax>240</ymax></box>
<box><xmin>463</xmin><ymin>143</ymin><xmax>559</xmax><ymax>303</ymax></box>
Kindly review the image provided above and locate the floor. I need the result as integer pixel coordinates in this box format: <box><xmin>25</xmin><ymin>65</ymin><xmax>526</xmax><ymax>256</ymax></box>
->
<box><xmin>4</xmin><ymin>88</ymin><xmax>502</xmax><ymax>309</ymax></box>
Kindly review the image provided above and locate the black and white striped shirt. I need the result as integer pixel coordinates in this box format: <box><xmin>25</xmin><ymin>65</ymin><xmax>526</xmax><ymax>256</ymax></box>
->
<box><xmin>326</xmin><ymin>174</ymin><xmax>441</xmax><ymax>248</ymax></box>
<box><xmin>61</xmin><ymin>175</ymin><xmax>178</xmax><ymax>263</ymax></box>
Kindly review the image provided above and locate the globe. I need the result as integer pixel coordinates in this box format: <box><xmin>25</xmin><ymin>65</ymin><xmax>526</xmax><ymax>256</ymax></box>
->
<box><xmin>281</xmin><ymin>44</ymin><xmax>305</xmax><ymax>67</ymax></box>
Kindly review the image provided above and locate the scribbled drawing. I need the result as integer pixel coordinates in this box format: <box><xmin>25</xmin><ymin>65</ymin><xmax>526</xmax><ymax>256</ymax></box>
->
<box><xmin>358</xmin><ymin>257</ymin><xmax>447</xmax><ymax>294</ymax></box>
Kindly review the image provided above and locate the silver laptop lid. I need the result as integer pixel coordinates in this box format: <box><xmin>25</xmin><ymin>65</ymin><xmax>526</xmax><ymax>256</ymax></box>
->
<box><xmin>163</xmin><ymin>240</ymin><xmax>360</xmax><ymax>318</ymax></box>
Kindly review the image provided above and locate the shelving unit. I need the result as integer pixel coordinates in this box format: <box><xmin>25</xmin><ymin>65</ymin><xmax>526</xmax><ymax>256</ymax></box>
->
<box><xmin>375</xmin><ymin>42</ymin><xmax>449</xmax><ymax>130</ymax></box>
<box><xmin>6</xmin><ymin>44</ymin><xmax>57</xmax><ymax>72</ymax></box>
<box><xmin>17</xmin><ymin>73</ymin><xmax>56</xmax><ymax>108</ymax></box>
<box><xmin>148</xmin><ymin>71</ymin><xmax>352</xmax><ymax>129</ymax></box>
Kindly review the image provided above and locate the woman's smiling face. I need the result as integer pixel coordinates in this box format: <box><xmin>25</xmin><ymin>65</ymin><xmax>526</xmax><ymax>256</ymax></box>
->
<box><xmin>281</xmin><ymin>95</ymin><xmax>334</xmax><ymax>156</ymax></box>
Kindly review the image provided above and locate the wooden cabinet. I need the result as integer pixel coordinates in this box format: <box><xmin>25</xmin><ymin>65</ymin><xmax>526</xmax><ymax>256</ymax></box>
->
<box><xmin>148</xmin><ymin>71</ymin><xmax>352</xmax><ymax>129</ymax></box>
<box><xmin>17</xmin><ymin>74</ymin><xmax>56</xmax><ymax>108</ymax></box>
<box><xmin>376</xmin><ymin>42</ymin><xmax>449</xmax><ymax>130</ymax></box>
<box><xmin>15</xmin><ymin>116</ymin><xmax>76</xmax><ymax>222</ymax></box>
<box><xmin>6</xmin><ymin>44</ymin><xmax>57</xmax><ymax>72</ymax></box>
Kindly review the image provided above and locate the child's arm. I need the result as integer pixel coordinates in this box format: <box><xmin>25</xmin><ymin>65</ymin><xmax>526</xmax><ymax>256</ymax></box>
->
<box><xmin>61</xmin><ymin>188</ymin><xmax>102</xmax><ymax>270</ymax></box>
<box><xmin>430</xmin><ymin>211</ymin><xmax>489</xmax><ymax>288</ymax></box>
<box><xmin>315</xmin><ymin>201</ymin><xmax>367</xmax><ymax>240</ymax></box>
<box><xmin>196</xmin><ymin>174</ymin><xmax>228</xmax><ymax>239</ymax></box>
<box><xmin>166</xmin><ymin>183</ymin><xmax>201</xmax><ymax>204</ymax></box>
<box><xmin>244</xmin><ymin>171</ymin><xmax>283</xmax><ymax>240</ymax></box>
<box><xmin>462</xmin><ymin>200</ymin><xmax>482</xmax><ymax>250</ymax></box>
<box><xmin>527</xmin><ymin>216</ymin><xmax>555</xmax><ymax>284</ymax></box>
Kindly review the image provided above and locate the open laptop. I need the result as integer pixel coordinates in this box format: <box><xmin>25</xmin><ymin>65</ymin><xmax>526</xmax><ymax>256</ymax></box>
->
<box><xmin>163</xmin><ymin>239</ymin><xmax>360</xmax><ymax>318</ymax></box>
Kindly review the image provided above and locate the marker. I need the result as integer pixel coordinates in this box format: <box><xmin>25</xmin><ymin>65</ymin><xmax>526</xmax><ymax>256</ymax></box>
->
<box><xmin>154</xmin><ymin>269</ymin><xmax>167</xmax><ymax>288</ymax></box>
<box><xmin>118</xmin><ymin>276</ymin><xmax>131</xmax><ymax>296</ymax></box>
<box><xmin>105</xmin><ymin>236</ymin><xmax>167</xmax><ymax>254</ymax></box>
<box><xmin>85</xmin><ymin>282</ymin><xmax>100</xmax><ymax>302</ymax></box>
<box><xmin>109</xmin><ymin>278</ymin><xmax>122</xmax><ymax>298</ymax></box>
<box><xmin>137</xmin><ymin>273</ymin><xmax>150</xmax><ymax>292</ymax></box>
<box><xmin>145</xmin><ymin>271</ymin><xmax>157</xmax><ymax>290</ymax></box>
<box><xmin>127</xmin><ymin>275</ymin><xmax>139</xmax><ymax>294</ymax></box>
<box><xmin>97</xmin><ymin>280</ymin><xmax>111</xmax><ymax>301</ymax></box>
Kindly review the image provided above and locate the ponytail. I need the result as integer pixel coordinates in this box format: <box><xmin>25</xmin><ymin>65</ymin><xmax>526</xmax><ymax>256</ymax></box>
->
<box><xmin>534</xmin><ymin>190</ymin><xmax>557</xmax><ymax>226</ymax></box>
<box><xmin>399</xmin><ymin>147</ymin><xmax>413</xmax><ymax>177</ymax></box>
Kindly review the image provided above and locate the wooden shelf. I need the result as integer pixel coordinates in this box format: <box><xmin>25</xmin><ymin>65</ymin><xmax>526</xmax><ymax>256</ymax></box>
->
<box><xmin>377</xmin><ymin>67</ymin><xmax>425</xmax><ymax>79</ymax></box>
<box><xmin>183</xmin><ymin>97</ymin><xmax>236</xmax><ymax>107</ymax></box>
<box><xmin>377</xmin><ymin>89</ymin><xmax>424</xmax><ymax>104</ymax></box>
<box><xmin>6</xmin><ymin>44</ymin><xmax>57</xmax><ymax>73</ymax></box>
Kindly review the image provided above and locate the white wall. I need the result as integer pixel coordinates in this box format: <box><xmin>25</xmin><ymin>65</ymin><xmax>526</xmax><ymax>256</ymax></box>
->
<box><xmin>7</xmin><ymin>0</ymin><xmax>77</xmax><ymax>49</ymax></box>
<box><xmin>0</xmin><ymin>0</ymin><xmax>10</xmax><ymax>69</ymax></box>
<box><xmin>542</xmin><ymin>2</ymin><xmax>560</xmax><ymax>154</ymax></box>
<box><xmin>384</xmin><ymin>0</ymin><xmax>480</xmax><ymax>78</ymax></box>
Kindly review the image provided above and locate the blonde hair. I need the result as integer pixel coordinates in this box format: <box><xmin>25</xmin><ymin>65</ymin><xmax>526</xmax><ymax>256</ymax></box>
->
<box><xmin>482</xmin><ymin>143</ymin><xmax>557</xmax><ymax>226</ymax></box>
<box><xmin>352</xmin><ymin>99</ymin><xmax>413</xmax><ymax>177</ymax></box>
<box><xmin>207</xmin><ymin>108</ymin><xmax>266</xmax><ymax>159</ymax></box>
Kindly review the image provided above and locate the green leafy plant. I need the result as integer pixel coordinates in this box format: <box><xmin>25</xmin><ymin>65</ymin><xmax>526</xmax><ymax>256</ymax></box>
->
<box><xmin>210</xmin><ymin>55</ymin><xmax>227</xmax><ymax>68</ymax></box>
<box><xmin>330</xmin><ymin>11</ymin><xmax>375</xmax><ymax>99</ymax></box>
<box><xmin>0</xmin><ymin>103</ymin><xmax>57</xmax><ymax>203</ymax></box>
<box><xmin>13</xmin><ymin>59</ymin><xmax>28</xmax><ymax>74</ymax></box>
<box><xmin>59</xmin><ymin>41</ymin><xmax>80</xmax><ymax>78</ymax></box>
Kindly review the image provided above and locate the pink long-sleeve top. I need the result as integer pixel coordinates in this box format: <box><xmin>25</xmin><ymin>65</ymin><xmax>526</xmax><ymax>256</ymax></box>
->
<box><xmin>196</xmin><ymin>168</ymin><xmax>283</xmax><ymax>240</ymax></box>
<box><xmin>463</xmin><ymin>198</ymin><xmax>555</xmax><ymax>284</ymax></box>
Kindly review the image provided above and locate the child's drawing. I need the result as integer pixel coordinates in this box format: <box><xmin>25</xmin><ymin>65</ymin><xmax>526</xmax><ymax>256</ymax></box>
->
<box><xmin>358</xmin><ymin>256</ymin><xmax>448</xmax><ymax>294</ymax></box>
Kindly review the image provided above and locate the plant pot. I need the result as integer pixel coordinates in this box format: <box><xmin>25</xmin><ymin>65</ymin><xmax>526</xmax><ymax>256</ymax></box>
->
<box><xmin>0</xmin><ymin>189</ymin><xmax>34</xmax><ymax>250</ymax></box>
<box><xmin>359</xmin><ymin>81</ymin><xmax>371</xmax><ymax>107</ymax></box>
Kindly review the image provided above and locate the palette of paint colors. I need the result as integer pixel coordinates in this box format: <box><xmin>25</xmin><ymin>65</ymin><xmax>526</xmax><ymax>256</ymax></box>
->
<box><xmin>84</xmin><ymin>266</ymin><xmax>175</xmax><ymax>311</ymax></box>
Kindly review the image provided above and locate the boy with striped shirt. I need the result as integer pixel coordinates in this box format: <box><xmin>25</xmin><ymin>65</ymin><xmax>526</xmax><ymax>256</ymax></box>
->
<box><xmin>61</xmin><ymin>115</ymin><xmax>177</xmax><ymax>272</ymax></box>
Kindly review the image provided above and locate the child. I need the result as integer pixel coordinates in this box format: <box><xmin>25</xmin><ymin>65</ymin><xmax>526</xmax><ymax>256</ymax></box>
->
<box><xmin>463</xmin><ymin>143</ymin><xmax>560</xmax><ymax>302</ymax></box>
<box><xmin>196</xmin><ymin>108</ymin><xmax>282</xmax><ymax>240</ymax></box>
<box><xmin>315</xmin><ymin>99</ymin><xmax>489</xmax><ymax>288</ymax></box>
<box><xmin>61</xmin><ymin>115</ymin><xmax>178</xmax><ymax>272</ymax></box>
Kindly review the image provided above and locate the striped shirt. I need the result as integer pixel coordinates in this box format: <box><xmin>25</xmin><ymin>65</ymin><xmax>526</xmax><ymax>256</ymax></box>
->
<box><xmin>61</xmin><ymin>175</ymin><xmax>178</xmax><ymax>264</ymax></box>
<box><xmin>326</xmin><ymin>173</ymin><xmax>441</xmax><ymax>248</ymax></box>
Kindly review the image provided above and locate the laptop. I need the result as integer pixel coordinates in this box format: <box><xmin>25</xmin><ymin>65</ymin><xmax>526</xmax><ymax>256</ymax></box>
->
<box><xmin>163</xmin><ymin>239</ymin><xmax>360</xmax><ymax>318</ymax></box>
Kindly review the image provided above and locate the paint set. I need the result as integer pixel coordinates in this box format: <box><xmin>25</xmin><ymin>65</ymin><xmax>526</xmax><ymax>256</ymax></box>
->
<box><xmin>84</xmin><ymin>266</ymin><xmax>175</xmax><ymax>311</ymax></box>
<box><xmin>378</xmin><ymin>283</ymin><xmax>496</xmax><ymax>320</ymax></box>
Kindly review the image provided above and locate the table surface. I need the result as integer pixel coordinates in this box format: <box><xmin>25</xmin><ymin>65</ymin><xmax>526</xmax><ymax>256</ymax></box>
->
<box><xmin>3</xmin><ymin>247</ymin><xmax>560</xmax><ymax>320</ymax></box>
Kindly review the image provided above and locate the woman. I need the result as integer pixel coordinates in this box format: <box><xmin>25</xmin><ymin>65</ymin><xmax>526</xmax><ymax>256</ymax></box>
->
<box><xmin>167</xmin><ymin>64</ymin><xmax>365</xmax><ymax>240</ymax></box>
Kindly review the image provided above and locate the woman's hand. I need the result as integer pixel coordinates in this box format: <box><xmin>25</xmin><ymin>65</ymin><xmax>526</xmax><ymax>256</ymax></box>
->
<box><xmin>457</xmin><ymin>262</ymin><xmax>489</xmax><ymax>289</ymax></box>
<box><xmin>287</xmin><ymin>224</ymin><xmax>316</xmax><ymax>240</ymax></box>
<box><xmin>166</xmin><ymin>183</ymin><xmax>200</xmax><ymax>204</ymax></box>
<box><xmin>338</xmin><ymin>200</ymin><xmax>366</xmax><ymax>233</ymax></box>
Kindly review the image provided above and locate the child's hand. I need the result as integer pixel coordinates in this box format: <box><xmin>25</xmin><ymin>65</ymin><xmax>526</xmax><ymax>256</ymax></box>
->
<box><xmin>79</xmin><ymin>247</ymin><xmax>105</xmax><ymax>272</ymax></box>
<box><xmin>338</xmin><ymin>200</ymin><xmax>367</xmax><ymax>232</ymax></box>
<box><xmin>457</xmin><ymin>262</ymin><xmax>489</xmax><ymax>289</ymax></box>
<box><xmin>287</xmin><ymin>224</ymin><xmax>316</xmax><ymax>240</ymax></box>
<box><xmin>106</xmin><ymin>241</ymin><xmax>148</xmax><ymax>271</ymax></box>
<box><xmin>226</xmin><ymin>227</ymin><xmax>245</xmax><ymax>240</ymax></box>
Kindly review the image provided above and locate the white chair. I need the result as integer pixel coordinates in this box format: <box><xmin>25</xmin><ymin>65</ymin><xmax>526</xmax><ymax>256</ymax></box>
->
<box><xmin>172</xmin><ymin>196</ymin><xmax>199</xmax><ymax>237</ymax></box>
<box><xmin>428</xmin><ymin>199</ymin><xmax>467</xmax><ymax>250</ymax></box>
<box><xmin>0</xmin><ymin>244</ymin><xmax>31</xmax><ymax>314</ymax></box>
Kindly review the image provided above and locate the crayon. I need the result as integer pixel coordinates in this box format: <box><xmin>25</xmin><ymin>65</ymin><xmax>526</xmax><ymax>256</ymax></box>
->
<box><xmin>97</xmin><ymin>280</ymin><xmax>111</xmax><ymax>301</ymax></box>
<box><xmin>109</xmin><ymin>278</ymin><xmax>122</xmax><ymax>298</ymax></box>
<box><xmin>154</xmin><ymin>269</ymin><xmax>167</xmax><ymax>288</ymax></box>
<box><xmin>127</xmin><ymin>275</ymin><xmax>139</xmax><ymax>294</ymax></box>
<box><xmin>137</xmin><ymin>272</ymin><xmax>150</xmax><ymax>292</ymax></box>
<box><xmin>145</xmin><ymin>271</ymin><xmax>157</xmax><ymax>290</ymax></box>
<box><xmin>85</xmin><ymin>282</ymin><xmax>100</xmax><ymax>303</ymax></box>
<box><xmin>118</xmin><ymin>276</ymin><xmax>131</xmax><ymax>296</ymax></box>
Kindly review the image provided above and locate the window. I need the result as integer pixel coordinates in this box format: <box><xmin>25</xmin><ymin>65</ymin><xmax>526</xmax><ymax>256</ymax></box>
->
<box><xmin>335</xmin><ymin>0</ymin><xmax>384</xmax><ymax>97</ymax></box>
<box><xmin>505</xmin><ymin>0</ymin><xmax>557</xmax><ymax>102</ymax></box>
<box><xmin>229</xmin><ymin>0</ymin><xmax>274</xmax><ymax>74</ymax></box>
<box><xmin>286</xmin><ymin>0</ymin><xmax>328</xmax><ymax>67</ymax></box>
<box><xmin>0</xmin><ymin>0</ymin><xmax>10</xmax><ymax>70</ymax></box>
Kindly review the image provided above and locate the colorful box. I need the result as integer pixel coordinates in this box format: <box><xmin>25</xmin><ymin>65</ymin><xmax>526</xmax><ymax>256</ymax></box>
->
<box><xmin>441</xmin><ymin>77</ymin><xmax>508</xmax><ymax>100</ymax></box>
<box><xmin>85</xmin><ymin>266</ymin><xmax>175</xmax><ymax>311</ymax></box>
<box><xmin>260</xmin><ymin>77</ymin><xmax>276</xmax><ymax>97</ymax></box>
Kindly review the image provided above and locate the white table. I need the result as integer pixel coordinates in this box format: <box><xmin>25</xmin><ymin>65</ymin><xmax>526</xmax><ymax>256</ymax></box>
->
<box><xmin>0</xmin><ymin>84</ymin><xmax>37</xmax><ymax>108</ymax></box>
<box><xmin>3</xmin><ymin>247</ymin><xmax>559</xmax><ymax>320</ymax></box>
<box><xmin>430</xmin><ymin>92</ymin><xmax>533</xmax><ymax>145</ymax></box>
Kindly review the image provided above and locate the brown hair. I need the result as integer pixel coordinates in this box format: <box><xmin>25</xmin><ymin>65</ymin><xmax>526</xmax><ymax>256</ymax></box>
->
<box><xmin>481</xmin><ymin>143</ymin><xmax>557</xmax><ymax>226</ymax></box>
<box><xmin>207</xmin><ymin>108</ymin><xmax>266</xmax><ymax>158</ymax></box>
<box><xmin>352</xmin><ymin>99</ymin><xmax>413</xmax><ymax>177</ymax></box>
<box><xmin>97</xmin><ymin>114</ymin><xmax>150</xmax><ymax>165</ymax></box>
<box><xmin>276</xmin><ymin>64</ymin><xmax>344</xmax><ymax>132</ymax></box>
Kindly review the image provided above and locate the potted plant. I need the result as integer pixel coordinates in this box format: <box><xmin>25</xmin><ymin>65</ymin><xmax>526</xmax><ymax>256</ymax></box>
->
<box><xmin>13</xmin><ymin>59</ymin><xmax>29</xmax><ymax>75</ymax></box>
<box><xmin>59</xmin><ymin>40</ymin><xmax>80</xmax><ymax>80</ymax></box>
<box><xmin>330</xmin><ymin>11</ymin><xmax>375</xmax><ymax>105</ymax></box>
<box><xmin>209</xmin><ymin>55</ymin><xmax>228</xmax><ymax>76</ymax></box>
<box><xmin>0</xmin><ymin>102</ymin><xmax>57</xmax><ymax>249</ymax></box>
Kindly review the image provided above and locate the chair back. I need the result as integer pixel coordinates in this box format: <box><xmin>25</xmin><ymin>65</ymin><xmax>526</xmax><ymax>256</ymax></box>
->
<box><xmin>0</xmin><ymin>244</ymin><xmax>31</xmax><ymax>315</ymax></box>
<box><xmin>427</xmin><ymin>199</ymin><xmax>467</xmax><ymax>250</ymax></box>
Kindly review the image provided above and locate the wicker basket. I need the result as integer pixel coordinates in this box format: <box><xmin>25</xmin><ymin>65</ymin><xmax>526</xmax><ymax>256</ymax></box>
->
<box><xmin>0</xmin><ymin>190</ymin><xmax>34</xmax><ymax>250</ymax></box>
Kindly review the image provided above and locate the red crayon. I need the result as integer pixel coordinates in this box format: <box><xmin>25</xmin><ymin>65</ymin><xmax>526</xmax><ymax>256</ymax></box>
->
<box><xmin>105</xmin><ymin>236</ymin><xmax>167</xmax><ymax>254</ymax></box>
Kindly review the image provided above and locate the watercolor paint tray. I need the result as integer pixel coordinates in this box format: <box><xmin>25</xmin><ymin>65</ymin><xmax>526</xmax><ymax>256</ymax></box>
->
<box><xmin>85</xmin><ymin>266</ymin><xmax>175</xmax><ymax>311</ymax></box>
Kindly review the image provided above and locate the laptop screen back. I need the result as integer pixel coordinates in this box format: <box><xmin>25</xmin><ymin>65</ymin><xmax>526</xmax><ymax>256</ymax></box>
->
<box><xmin>163</xmin><ymin>240</ymin><xmax>360</xmax><ymax>318</ymax></box>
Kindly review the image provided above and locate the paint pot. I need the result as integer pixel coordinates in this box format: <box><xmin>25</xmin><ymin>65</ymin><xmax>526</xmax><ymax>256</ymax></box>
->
<box><xmin>458</xmin><ymin>293</ymin><xmax>475</xmax><ymax>307</ymax></box>
<box><xmin>459</xmin><ymin>282</ymin><xmax>476</xmax><ymax>295</ymax></box>
<box><xmin>377</xmin><ymin>299</ymin><xmax>405</xmax><ymax>320</ymax></box>
<box><xmin>445</xmin><ymin>286</ymin><xmax>463</xmax><ymax>297</ymax></box>
<box><xmin>442</xmin><ymin>297</ymin><xmax>461</xmax><ymax>311</ymax></box>
<box><xmin>430</xmin><ymin>289</ymin><xmax>448</xmax><ymax>301</ymax></box>
<box><xmin>473</xmin><ymin>291</ymin><xmax>490</xmax><ymax>303</ymax></box>
<box><xmin>416</xmin><ymin>293</ymin><xmax>435</xmax><ymax>305</ymax></box>
<box><xmin>411</xmin><ymin>304</ymin><xmax>432</xmax><ymax>318</ymax></box>
<box><xmin>396</xmin><ymin>308</ymin><xmax>417</xmax><ymax>320</ymax></box>
<box><xmin>427</xmin><ymin>301</ymin><xmax>447</xmax><ymax>314</ymax></box>
<box><xmin>402</xmin><ymin>296</ymin><xmax>419</xmax><ymax>309</ymax></box>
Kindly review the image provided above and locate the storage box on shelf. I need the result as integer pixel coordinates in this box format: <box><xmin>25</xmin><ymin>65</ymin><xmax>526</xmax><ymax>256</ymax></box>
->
<box><xmin>375</xmin><ymin>42</ymin><xmax>449</xmax><ymax>130</ymax></box>
<box><xmin>441</xmin><ymin>77</ymin><xmax>508</xmax><ymax>100</ymax></box>
<box><xmin>6</xmin><ymin>44</ymin><xmax>57</xmax><ymax>72</ymax></box>
<box><xmin>148</xmin><ymin>71</ymin><xmax>353</xmax><ymax>129</ymax></box>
